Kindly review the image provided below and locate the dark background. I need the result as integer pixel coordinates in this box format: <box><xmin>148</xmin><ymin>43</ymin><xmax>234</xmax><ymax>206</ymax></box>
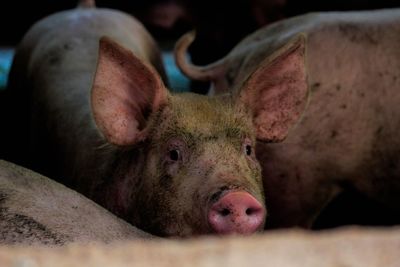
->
<box><xmin>1</xmin><ymin>0</ymin><xmax>399</xmax><ymax>60</ymax></box>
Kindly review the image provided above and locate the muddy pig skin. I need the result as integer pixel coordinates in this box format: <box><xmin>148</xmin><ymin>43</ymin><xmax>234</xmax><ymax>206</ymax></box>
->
<box><xmin>175</xmin><ymin>8</ymin><xmax>400</xmax><ymax>228</ymax></box>
<box><xmin>0</xmin><ymin>160</ymin><xmax>151</xmax><ymax>245</ymax></box>
<box><xmin>4</xmin><ymin>0</ymin><xmax>311</xmax><ymax>236</ymax></box>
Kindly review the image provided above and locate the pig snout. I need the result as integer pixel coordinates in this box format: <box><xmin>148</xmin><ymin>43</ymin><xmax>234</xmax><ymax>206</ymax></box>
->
<box><xmin>208</xmin><ymin>191</ymin><xmax>265</xmax><ymax>235</ymax></box>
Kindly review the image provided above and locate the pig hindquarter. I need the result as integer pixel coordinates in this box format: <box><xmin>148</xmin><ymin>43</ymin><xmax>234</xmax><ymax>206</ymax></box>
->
<box><xmin>257</xmin><ymin>10</ymin><xmax>400</xmax><ymax>228</ymax></box>
<box><xmin>175</xmin><ymin>9</ymin><xmax>400</xmax><ymax>228</ymax></box>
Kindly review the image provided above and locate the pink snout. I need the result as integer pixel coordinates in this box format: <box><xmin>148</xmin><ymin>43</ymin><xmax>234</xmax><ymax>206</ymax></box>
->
<box><xmin>208</xmin><ymin>191</ymin><xmax>266</xmax><ymax>235</ymax></box>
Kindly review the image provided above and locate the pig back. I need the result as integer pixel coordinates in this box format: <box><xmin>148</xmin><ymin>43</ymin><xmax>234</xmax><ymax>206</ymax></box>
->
<box><xmin>218</xmin><ymin>9</ymin><xmax>400</xmax><ymax>156</ymax></box>
<box><xmin>225</xmin><ymin>9</ymin><xmax>400</xmax><ymax>94</ymax></box>
<box><xmin>8</xmin><ymin>8</ymin><xmax>165</xmax><ymax>193</ymax></box>
<box><xmin>215</xmin><ymin>8</ymin><xmax>400</xmax><ymax>227</ymax></box>
<box><xmin>0</xmin><ymin>160</ymin><xmax>151</xmax><ymax>245</ymax></box>
<box><xmin>249</xmin><ymin>9</ymin><xmax>400</xmax><ymax>218</ymax></box>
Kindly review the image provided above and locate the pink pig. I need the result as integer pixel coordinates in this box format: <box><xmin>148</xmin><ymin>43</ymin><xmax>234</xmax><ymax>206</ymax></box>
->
<box><xmin>175</xmin><ymin>8</ymin><xmax>400</xmax><ymax>228</ymax></box>
<box><xmin>7</xmin><ymin>1</ymin><xmax>308</xmax><ymax>236</ymax></box>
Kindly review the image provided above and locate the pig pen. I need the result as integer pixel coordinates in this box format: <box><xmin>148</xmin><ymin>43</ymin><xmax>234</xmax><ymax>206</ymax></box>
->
<box><xmin>0</xmin><ymin>227</ymin><xmax>399</xmax><ymax>267</ymax></box>
<box><xmin>1</xmin><ymin>56</ymin><xmax>399</xmax><ymax>267</ymax></box>
<box><xmin>1</xmin><ymin>47</ymin><xmax>399</xmax><ymax>267</ymax></box>
<box><xmin>1</xmin><ymin>4</ymin><xmax>400</xmax><ymax>266</ymax></box>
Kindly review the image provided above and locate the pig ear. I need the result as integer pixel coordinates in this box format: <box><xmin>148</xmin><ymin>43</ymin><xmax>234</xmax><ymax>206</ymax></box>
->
<box><xmin>92</xmin><ymin>36</ymin><xmax>167</xmax><ymax>146</ymax></box>
<box><xmin>237</xmin><ymin>34</ymin><xmax>309</xmax><ymax>142</ymax></box>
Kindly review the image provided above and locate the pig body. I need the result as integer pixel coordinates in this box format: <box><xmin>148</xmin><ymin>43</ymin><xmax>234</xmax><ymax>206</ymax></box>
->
<box><xmin>8</xmin><ymin>3</ymin><xmax>166</xmax><ymax>185</ymax></box>
<box><xmin>0</xmin><ymin>160</ymin><xmax>150</xmax><ymax>245</ymax></box>
<box><xmin>175</xmin><ymin>9</ymin><xmax>400</xmax><ymax>227</ymax></box>
<box><xmin>7</xmin><ymin>2</ymin><xmax>278</xmax><ymax>236</ymax></box>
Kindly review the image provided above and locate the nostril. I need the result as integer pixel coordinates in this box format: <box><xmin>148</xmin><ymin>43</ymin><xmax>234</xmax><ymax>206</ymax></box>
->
<box><xmin>246</xmin><ymin>208</ymin><xmax>254</xmax><ymax>216</ymax></box>
<box><xmin>246</xmin><ymin>206</ymin><xmax>262</xmax><ymax>216</ymax></box>
<box><xmin>221</xmin><ymin>208</ymin><xmax>230</xmax><ymax>217</ymax></box>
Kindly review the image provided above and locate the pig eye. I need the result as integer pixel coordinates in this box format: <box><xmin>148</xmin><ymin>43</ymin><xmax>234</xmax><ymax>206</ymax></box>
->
<box><xmin>245</xmin><ymin>145</ymin><xmax>252</xmax><ymax>156</ymax></box>
<box><xmin>165</xmin><ymin>138</ymin><xmax>186</xmax><ymax>165</ymax></box>
<box><xmin>169</xmin><ymin>149</ymin><xmax>181</xmax><ymax>161</ymax></box>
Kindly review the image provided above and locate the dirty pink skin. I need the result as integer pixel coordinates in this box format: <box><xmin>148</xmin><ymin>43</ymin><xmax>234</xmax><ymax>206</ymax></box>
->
<box><xmin>0</xmin><ymin>160</ymin><xmax>151</xmax><ymax>245</ymax></box>
<box><xmin>175</xmin><ymin>9</ymin><xmax>400</xmax><ymax>228</ymax></box>
<box><xmin>6</xmin><ymin>2</ymin><xmax>310</xmax><ymax>236</ymax></box>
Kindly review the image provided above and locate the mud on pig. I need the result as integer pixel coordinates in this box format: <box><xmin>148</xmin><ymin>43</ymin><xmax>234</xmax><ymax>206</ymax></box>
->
<box><xmin>4</xmin><ymin>0</ymin><xmax>311</xmax><ymax>236</ymax></box>
<box><xmin>175</xmin><ymin>8</ymin><xmax>400</xmax><ymax>228</ymax></box>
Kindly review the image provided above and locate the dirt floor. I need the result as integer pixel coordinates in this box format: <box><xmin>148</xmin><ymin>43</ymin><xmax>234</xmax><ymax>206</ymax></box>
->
<box><xmin>0</xmin><ymin>226</ymin><xmax>399</xmax><ymax>267</ymax></box>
